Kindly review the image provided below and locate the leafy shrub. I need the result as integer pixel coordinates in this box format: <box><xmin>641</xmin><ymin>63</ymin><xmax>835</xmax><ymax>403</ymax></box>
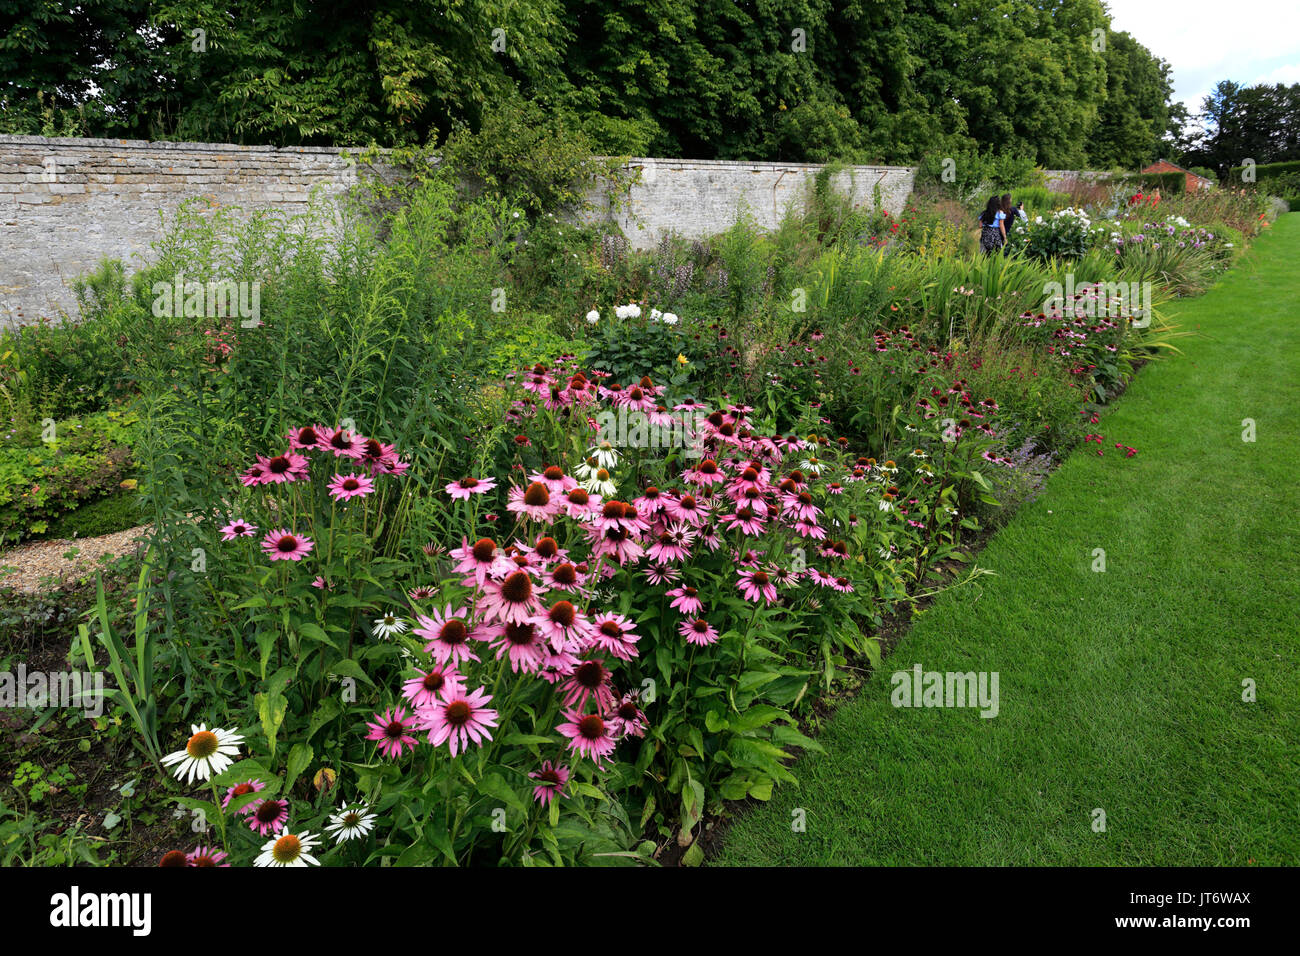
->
<box><xmin>0</xmin><ymin>408</ymin><xmax>137</xmax><ymax>544</ymax></box>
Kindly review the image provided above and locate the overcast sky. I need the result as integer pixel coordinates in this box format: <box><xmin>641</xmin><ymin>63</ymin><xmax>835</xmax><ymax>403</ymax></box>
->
<box><xmin>1105</xmin><ymin>0</ymin><xmax>1300</xmax><ymax>113</ymax></box>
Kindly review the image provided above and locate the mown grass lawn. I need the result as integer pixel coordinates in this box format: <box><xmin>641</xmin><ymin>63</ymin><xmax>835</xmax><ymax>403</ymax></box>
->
<box><xmin>716</xmin><ymin>214</ymin><xmax>1300</xmax><ymax>866</ymax></box>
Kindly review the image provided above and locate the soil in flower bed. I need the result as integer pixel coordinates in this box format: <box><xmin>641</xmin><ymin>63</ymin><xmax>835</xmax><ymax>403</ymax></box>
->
<box><xmin>0</xmin><ymin>574</ymin><xmax>190</xmax><ymax>866</ymax></box>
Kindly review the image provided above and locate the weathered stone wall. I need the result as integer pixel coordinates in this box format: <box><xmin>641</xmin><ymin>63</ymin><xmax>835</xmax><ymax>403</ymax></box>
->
<box><xmin>0</xmin><ymin>134</ymin><xmax>919</xmax><ymax>326</ymax></box>
<box><xmin>581</xmin><ymin>157</ymin><xmax>917</xmax><ymax>249</ymax></box>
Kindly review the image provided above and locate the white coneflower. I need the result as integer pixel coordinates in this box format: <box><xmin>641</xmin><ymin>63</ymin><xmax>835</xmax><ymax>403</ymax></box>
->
<box><xmin>585</xmin><ymin>441</ymin><xmax>621</xmax><ymax>470</ymax></box>
<box><xmin>161</xmin><ymin>725</ymin><xmax>243</xmax><ymax>785</ymax></box>
<box><xmin>325</xmin><ymin>804</ymin><xmax>377</xmax><ymax>843</ymax></box>
<box><xmin>372</xmin><ymin>613</ymin><xmax>408</xmax><ymax>640</ymax></box>
<box><xmin>575</xmin><ymin>462</ymin><xmax>617</xmax><ymax>497</ymax></box>
<box><xmin>254</xmin><ymin>830</ymin><xmax>321</xmax><ymax>867</ymax></box>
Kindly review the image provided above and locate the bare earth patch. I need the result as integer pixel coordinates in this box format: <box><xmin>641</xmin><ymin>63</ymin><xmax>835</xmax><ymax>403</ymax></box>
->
<box><xmin>0</xmin><ymin>525</ymin><xmax>150</xmax><ymax>593</ymax></box>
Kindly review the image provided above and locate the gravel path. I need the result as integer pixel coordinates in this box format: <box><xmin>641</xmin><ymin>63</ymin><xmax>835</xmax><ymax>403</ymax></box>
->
<box><xmin>0</xmin><ymin>525</ymin><xmax>150</xmax><ymax>593</ymax></box>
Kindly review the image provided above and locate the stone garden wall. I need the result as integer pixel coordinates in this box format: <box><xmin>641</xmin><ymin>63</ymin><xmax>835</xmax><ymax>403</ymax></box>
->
<box><xmin>0</xmin><ymin>133</ymin><xmax>915</xmax><ymax>326</ymax></box>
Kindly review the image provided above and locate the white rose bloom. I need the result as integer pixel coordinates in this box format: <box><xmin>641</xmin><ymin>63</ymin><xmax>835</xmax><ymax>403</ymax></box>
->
<box><xmin>662</xmin><ymin>313</ymin><xmax>679</xmax><ymax>325</ymax></box>
<box><xmin>649</xmin><ymin>309</ymin><xmax>663</xmax><ymax>322</ymax></box>
<box><xmin>586</xmin><ymin>309</ymin><xmax>600</xmax><ymax>324</ymax></box>
<box><xmin>625</xmin><ymin>303</ymin><xmax>642</xmax><ymax>319</ymax></box>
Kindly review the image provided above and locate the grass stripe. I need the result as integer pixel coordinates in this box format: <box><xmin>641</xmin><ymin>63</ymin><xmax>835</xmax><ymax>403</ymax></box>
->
<box><xmin>716</xmin><ymin>214</ymin><xmax>1300</xmax><ymax>866</ymax></box>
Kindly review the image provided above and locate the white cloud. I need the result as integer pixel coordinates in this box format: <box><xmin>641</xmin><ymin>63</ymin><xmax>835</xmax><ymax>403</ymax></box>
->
<box><xmin>1104</xmin><ymin>0</ymin><xmax>1300</xmax><ymax>112</ymax></box>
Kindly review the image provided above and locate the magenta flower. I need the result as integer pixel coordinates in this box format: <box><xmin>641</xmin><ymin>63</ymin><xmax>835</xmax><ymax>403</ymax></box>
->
<box><xmin>559</xmin><ymin>659</ymin><xmax>616</xmax><ymax>713</ymax></box>
<box><xmin>444</xmin><ymin>475</ymin><xmax>498</xmax><ymax>500</ymax></box>
<box><xmin>482</xmin><ymin>621</ymin><xmax>548</xmax><ymax>673</ymax></box>
<box><xmin>588</xmin><ymin>612</ymin><xmax>639</xmax><ymax>661</ymax></box>
<box><xmin>450</xmin><ymin>536</ymin><xmax>511</xmax><ymax>587</ymax></box>
<box><xmin>219</xmin><ymin>519</ymin><xmax>258</xmax><ymax>541</ymax></box>
<box><xmin>401</xmin><ymin>666</ymin><xmax>465</xmax><ymax>710</ymax></box>
<box><xmin>557</xmin><ymin>711</ymin><xmax>617</xmax><ymax>765</ymax></box>
<box><xmin>418</xmin><ymin>687</ymin><xmax>498</xmax><ymax>757</ymax></box>
<box><xmin>679</xmin><ymin>618</ymin><xmax>720</xmax><ymax>646</ymax></box>
<box><xmin>185</xmin><ymin>845</ymin><xmax>230</xmax><ymax>867</ymax></box>
<box><xmin>528</xmin><ymin>760</ymin><xmax>569</xmax><ymax>806</ymax></box>
<box><xmin>253</xmin><ymin>451</ymin><xmax>310</xmax><ymax>485</ymax></box>
<box><xmin>365</xmin><ymin>706</ymin><xmax>418</xmax><ymax>760</ymax></box>
<box><xmin>666</xmin><ymin>585</ymin><xmax>703</xmax><ymax>616</ymax></box>
<box><xmin>414</xmin><ymin>605</ymin><xmax>480</xmax><ymax>667</ymax></box>
<box><xmin>507</xmin><ymin>481</ymin><xmax>558</xmax><ymax>523</ymax></box>
<box><xmin>609</xmin><ymin>692</ymin><xmax>648</xmax><ymax>738</ymax></box>
<box><xmin>287</xmin><ymin>424</ymin><xmax>328</xmax><ymax>451</ymax></box>
<box><xmin>532</xmin><ymin>599</ymin><xmax>591</xmax><ymax>653</ymax></box>
<box><xmin>477</xmin><ymin>570</ymin><xmax>545</xmax><ymax>626</ymax></box>
<box><xmin>261</xmin><ymin>529</ymin><xmax>314</xmax><ymax>561</ymax></box>
<box><xmin>221</xmin><ymin>778</ymin><xmax>266</xmax><ymax>811</ymax></box>
<box><xmin>244</xmin><ymin>797</ymin><xmax>291</xmax><ymax>837</ymax></box>
<box><xmin>327</xmin><ymin>472</ymin><xmax>375</xmax><ymax>502</ymax></box>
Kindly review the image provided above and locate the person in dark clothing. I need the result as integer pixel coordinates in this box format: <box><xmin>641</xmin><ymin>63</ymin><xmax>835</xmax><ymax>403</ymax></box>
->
<box><xmin>979</xmin><ymin>195</ymin><xmax>1005</xmax><ymax>255</ymax></box>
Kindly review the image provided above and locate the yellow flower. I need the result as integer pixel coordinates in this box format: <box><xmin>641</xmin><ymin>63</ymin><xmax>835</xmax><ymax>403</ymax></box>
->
<box><xmin>676</xmin><ymin>353</ymin><xmax>689</xmax><ymax>365</ymax></box>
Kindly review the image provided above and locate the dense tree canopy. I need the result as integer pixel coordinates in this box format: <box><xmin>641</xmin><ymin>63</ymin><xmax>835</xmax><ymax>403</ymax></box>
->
<box><xmin>1174</xmin><ymin>80</ymin><xmax>1300</xmax><ymax>176</ymax></box>
<box><xmin>1</xmin><ymin>0</ymin><xmax>1180</xmax><ymax>167</ymax></box>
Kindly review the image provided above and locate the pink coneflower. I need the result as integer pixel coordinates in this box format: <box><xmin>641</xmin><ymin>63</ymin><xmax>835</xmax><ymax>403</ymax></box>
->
<box><xmin>737</xmin><ymin>568</ymin><xmax>778</xmax><ymax>604</ymax></box>
<box><xmin>480</xmin><ymin>620</ymin><xmax>547</xmax><ymax>673</ymax></box>
<box><xmin>365</xmin><ymin>706</ymin><xmax>418</xmax><ymax>760</ymax></box>
<box><xmin>357</xmin><ymin>437</ymin><xmax>397</xmax><ymax>471</ymax></box>
<box><xmin>542</xmin><ymin>561</ymin><xmax>587</xmax><ymax>593</ymax></box>
<box><xmin>533</xmin><ymin>599</ymin><xmax>591</xmax><ymax>653</ymax></box>
<box><xmin>608</xmin><ymin>692</ymin><xmax>648</xmax><ymax>738</ymax></box>
<box><xmin>829</xmin><ymin>575</ymin><xmax>854</xmax><ymax>592</ymax></box>
<box><xmin>401</xmin><ymin>666</ymin><xmax>465</xmax><ymax>709</ymax></box>
<box><xmin>451</xmin><ymin>536</ymin><xmax>511</xmax><ymax>586</ymax></box>
<box><xmin>322</xmin><ymin>426</ymin><xmax>366</xmax><ymax>458</ymax></box>
<box><xmin>261</xmin><ymin>529</ymin><xmax>314</xmax><ymax>561</ymax></box>
<box><xmin>722</xmin><ymin>505</ymin><xmax>767</xmax><ymax>536</ymax></box>
<box><xmin>587</xmin><ymin>524</ymin><xmax>644</xmax><ymax>564</ymax></box>
<box><xmin>557</xmin><ymin>711</ymin><xmax>618</xmax><ymax>764</ymax></box>
<box><xmin>560</xmin><ymin>659</ymin><xmax>616</xmax><ymax>712</ymax></box>
<box><xmin>792</xmin><ymin>517</ymin><xmax>826</xmax><ymax>539</ymax></box>
<box><xmin>186</xmin><ymin>845</ymin><xmax>230</xmax><ymax>867</ymax></box>
<box><xmin>662</xmin><ymin>493</ymin><xmax>707</xmax><ymax>526</ymax></box>
<box><xmin>238</xmin><ymin>460</ymin><xmax>269</xmax><ymax>486</ymax></box>
<box><xmin>219</xmin><ymin>519</ymin><xmax>257</xmax><ymax>541</ymax></box>
<box><xmin>647</xmin><ymin>523</ymin><xmax>696</xmax><ymax>563</ymax></box>
<box><xmin>419</xmin><ymin>687</ymin><xmax>499</xmax><ymax>757</ymax></box>
<box><xmin>287</xmin><ymin>424</ymin><xmax>327</xmax><ymax>451</ymax></box>
<box><xmin>782</xmin><ymin>490</ymin><xmax>822</xmax><ymax>523</ymax></box>
<box><xmin>633</xmin><ymin>486</ymin><xmax>667</xmax><ymax>515</ymax></box>
<box><xmin>643</xmin><ymin>563</ymin><xmax>679</xmax><ymax>586</ymax></box>
<box><xmin>666</xmin><ymin>585</ymin><xmax>703</xmax><ymax>615</ymax></box>
<box><xmin>311</xmin><ymin>576</ymin><xmax>329</xmax><ymax>589</ymax></box>
<box><xmin>414</xmin><ymin>605</ymin><xmax>480</xmax><ymax>667</ymax></box>
<box><xmin>221</xmin><ymin>778</ymin><xmax>266</xmax><ymax>811</ymax></box>
<box><xmin>244</xmin><ymin>797</ymin><xmax>291</xmax><ymax>837</ymax></box>
<box><xmin>683</xmin><ymin>458</ymin><xmax>725</xmax><ymax>487</ymax></box>
<box><xmin>529</xmin><ymin>760</ymin><xmax>569</xmax><ymax>806</ymax></box>
<box><xmin>523</xmin><ymin>535</ymin><xmax>565</xmax><ymax>566</ymax></box>
<box><xmin>327</xmin><ymin>471</ymin><xmax>375</xmax><ymax>502</ymax></box>
<box><xmin>255</xmin><ymin>451</ymin><xmax>310</xmax><ymax>485</ymax></box>
<box><xmin>679</xmin><ymin>617</ymin><xmax>720</xmax><ymax>646</ymax></box>
<box><xmin>529</xmin><ymin>465</ymin><xmax>577</xmax><ymax>496</ymax></box>
<box><xmin>588</xmin><ymin>612</ymin><xmax>640</xmax><ymax>661</ymax></box>
<box><xmin>477</xmin><ymin>570</ymin><xmax>545</xmax><ymax>626</ymax></box>
<box><xmin>559</xmin><ymin>486</ymin><xmax>601</xmax><ymax>519</ymax></box>
<box><xmin>445</xmin><ymin>475</ymin><xmax>497</xmax><ymax>500</ymax></box>
<box><xmin>507</xmin><ymin>481</ymin><xmax>558</xmax><ymax>523</ymax></box>
<box><xmin>408</xmin><ymin>585</ymin><xmax>435</xmax><ymax>601</ymax></box>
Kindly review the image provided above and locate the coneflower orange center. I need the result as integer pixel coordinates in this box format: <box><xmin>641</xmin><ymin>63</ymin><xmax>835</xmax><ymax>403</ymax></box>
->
<box><xmin>523</xmin><ymin>482</ymin><xmax>550</xmax><ymax>507</ymax></box>
<box><xmin>500</xmin><ymin>571</ymin><xmax>532</xmax><ymax>603</ymax></box>
<box><xmin>187</xmin><ymin>730</ymin><xmax>218</xmax><ymax>758</ymax></box>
